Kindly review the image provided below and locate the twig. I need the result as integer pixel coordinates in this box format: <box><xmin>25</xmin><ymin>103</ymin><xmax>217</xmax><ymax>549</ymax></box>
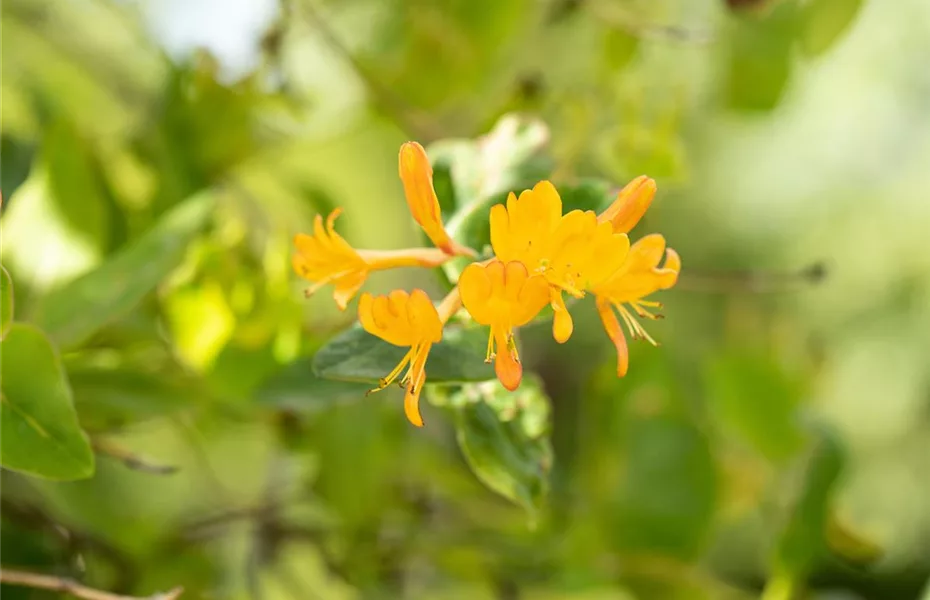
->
<box><xmin>0</xmin><ymin>498</ymin><xmax>138</xmax><ymax>590</ymax></box>
<box><xmin>586</xmin><ymin>1</ymin><xmax>716</xmax><ymax>45</ymax></box>
<box><xmin>93</xmin><ymin>439</ymin><xmax>178</xmax><ymax>475</ymax></box>
<box><xmin>676</xmin><ymin>262</ymin><xmax>827</xmax><ymax>294</ymax></box>
<box><xmin>0</xmin><ymin>569</ymin><xmax>183</xmax><ymax>600</ymax></box>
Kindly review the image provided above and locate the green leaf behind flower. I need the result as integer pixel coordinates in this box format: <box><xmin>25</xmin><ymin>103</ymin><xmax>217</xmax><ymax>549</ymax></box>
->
<box><xmin>313</xmin><ymin>324</ymin><xmax>495</xmax><ymax>384</ymax></box>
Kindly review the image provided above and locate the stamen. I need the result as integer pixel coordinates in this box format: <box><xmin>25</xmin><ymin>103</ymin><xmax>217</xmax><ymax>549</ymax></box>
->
<box><xmin>369</xmin><ymin>347</ymin><xmax>414</xmax><ymax>394</ymax></box>
<box><xmin>485</xmin><ymin>332</ymin><xmax>495</xmax><ymax>363</ymax></box>
<box><xmin>620</xmin><ymin>305</ymin><xmax>659</xmax><ymax>346</ymax></box>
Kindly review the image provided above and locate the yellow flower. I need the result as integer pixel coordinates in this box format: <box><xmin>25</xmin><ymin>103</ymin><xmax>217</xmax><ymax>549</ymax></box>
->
<box><xmin>293</xmin><ymin>209</ymin><xmax>451</xmax><ymax>310</ymax></box>
<box><xmin>489</xmin><ymin>181</ymin><xmax>630</xmax><ymax>343</ymax></box>
<box><xmin>459</xmin><ymin>260</ymin><xmax>550</xmax><ymax>391</ymax></box>
<box><xmin>399</xmin><ymin>141</ymin><xmax>476</xmax><ymax>258</ymax></box>
<box><xmin>597</xmin><ymin>175</ymin><xmax>657</xmax><ymax>233</ymax></box>
<box><xmin>358</xmin><ymin>288</ymin><xmax>452</xmax><ymax>427</ymax></box>
<box><xmin>593</xmin><ymin>234</ymin><xmax>681</xmax><ymax>377</ymax></box>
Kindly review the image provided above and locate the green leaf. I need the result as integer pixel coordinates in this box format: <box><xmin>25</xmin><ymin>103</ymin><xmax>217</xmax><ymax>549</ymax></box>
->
<box><xmin>68</xmin><ymin>366</ymin><xmax>196</xmax><ymax>431</ymax></box>
<box><xmin>256</xmin><ymin>358</ymin><xmax>373</xmax><ymax>413</ymax></box>
<box><xmin>452</xmin><ymin>378</ymin><xmax>553</xmax><ymax>520</ymax></box>
<box><xmin>558</xmin><ymin>178</ymin><xmax>616</xmax><ymax>215</ymax></box>
<box><xmin>774</xmin><ymin>427</ymin><xmax>846</xmax><ymax>578</ymax></box>
<box><xmin>32</xmin><ymin>190</ymin><xmax>214</xmax><ymax>349</ymax></box>
<box><xmin>726</xmin><ymin>3</ymin><xmax>797</xmax><ymax>112</ymax></box>
<box><xmin>612</xmin><ymin>415</ymin><xmax>718</xmax><ymax>559</ymax></box>
<box><xmin>313</xmin><ymin>324</ymin><xmax>495</xmax><ymax>384</ymax></box>
<box><xmin>602</xmin><ymin>28</ymin><xmax>639</xmax><ymax>72</ymax></box>
<box><xmin>705</xmin><ymin>351</ymin><xmax>806</xmax><ymax>463</ymax></box>
<box><xmin>799</xmin><ymin>0</ymin><xmax>864</xmax><ymax>58</ymax></box>
<box><xmin>0</xmin><ymin>323</ymin><xmax>95</xmax><ymax>480</ymax></box>
<box><xmin>1</xmin><ymin>265</ymin><xmax>12</xmax><ymax>338</ymax></box>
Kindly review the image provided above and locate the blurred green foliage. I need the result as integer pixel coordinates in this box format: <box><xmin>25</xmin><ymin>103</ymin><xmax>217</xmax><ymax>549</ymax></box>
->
<box><xmin>4</xmin><ymin>0</ymin><xmax>930</xmax><ymax>599</ymax></box>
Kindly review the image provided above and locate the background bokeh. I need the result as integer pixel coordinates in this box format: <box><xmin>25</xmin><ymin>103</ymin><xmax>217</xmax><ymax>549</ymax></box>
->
<box><xmin>3</xmin><ymin>0</ymin><xmax>930</xmax><ymax>598</ymax></box>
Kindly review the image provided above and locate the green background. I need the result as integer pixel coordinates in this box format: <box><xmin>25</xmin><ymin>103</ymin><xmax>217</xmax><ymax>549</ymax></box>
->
<box><xmin>3</xmin><ymin>0</ymin><xmax>930</xmax><ymax>598</ymax></box>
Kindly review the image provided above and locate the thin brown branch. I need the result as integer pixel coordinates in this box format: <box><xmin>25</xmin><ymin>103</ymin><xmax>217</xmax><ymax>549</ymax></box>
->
<box><xmin>93</xmin><ymin>439</ymin><xmax>178</xmax><ymax>475</ymax></box>
<box><xmin>0</xmin><ymin>569</ymin><xmax>183</xmax><ymax>600</ymax></box>
<box><xmin>676</xmin><ymin>262</ymin><xmax>827</xmax><ymax>294</ymax></box>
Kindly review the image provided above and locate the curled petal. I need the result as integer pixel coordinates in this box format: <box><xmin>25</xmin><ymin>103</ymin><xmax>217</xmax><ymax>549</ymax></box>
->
<box><xmin>596</xmin><ymin>297</ymin><xmax>629</xmax><ymax>377</ymax></box>
<box><xmin>333</xmin><ymin>271</ymin><xmax>368</xmax><ymax>311</ymax></box>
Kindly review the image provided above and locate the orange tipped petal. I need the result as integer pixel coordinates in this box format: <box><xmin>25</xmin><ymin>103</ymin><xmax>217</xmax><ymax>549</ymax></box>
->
<box><xmin>597</xmin><ymin>298</ymin><xmax>629</xmax><ymax>377</ymax></box>
<box><xmin>398</xmin><ymin>141</ymin><xmax>474</xmax><ymax>257</ymax></box>
<box><xmin>494</xmin><ymin>343</ymin><xmax>523</xmax><ymax>391</ymax></box>
<box><xmin>598</xmin><ymin>176</ymin><xmax>657</xmax><ymax>233</ymax></box>
<box><xmin>404</xmin><ymin>385</ymin><xmax>425</xmax><ymax>427</ymax></box>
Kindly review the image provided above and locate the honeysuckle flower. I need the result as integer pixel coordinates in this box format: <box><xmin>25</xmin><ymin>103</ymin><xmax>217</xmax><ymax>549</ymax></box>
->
<box><xmin>592</xmin><ymin>234</ymin><xmax>681</xmax><ymax>377</ymax></box>
<box><xmin>293</xmin><ymin>209</ymin><xmax>452</xmax><ymax>310</ymax></box>
<box><xmin>399</xmin><ymin>141</ymin><xmax>476</xmax><ymax>258</ymax></box>
<box><xmin>489</xmin><ymin>181</ymin><xmax>630</xmax><ymax>343</ymax></box>
<box><xmin>459</xmin><ymin>260</ymin><xmax>550</xmax><ymax>391</ymax></box>
<box><xmin>358</xmin><ymin>288</ymin><xmax>461</xmax><ymax>427</ymax></box>
<box><xmin>597</xmin><ymin>175</ymin><xmax>657</xmax><ymax>233</ymax></box>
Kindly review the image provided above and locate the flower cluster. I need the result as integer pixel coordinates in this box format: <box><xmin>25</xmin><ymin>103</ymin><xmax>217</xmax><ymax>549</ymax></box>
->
<box><xmin>293</xmin><ymin>142</ymin><xmax>680</xmax><ymax>426</ymax></box>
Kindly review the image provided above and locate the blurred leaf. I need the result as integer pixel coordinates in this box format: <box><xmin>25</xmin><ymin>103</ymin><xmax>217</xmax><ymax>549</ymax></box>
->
<box><xmin>602</xmin><ymin>28</ymin><xmax>639</xmax><ymax>72</ymax></box>
<box><xmin>0</xmin><ymin>323</ymin><xmax>94</xmax><ymax>480</ymax></box>
<box><xmin>774</xmin><ymin>427</ymin><xmax>846</xmax><ymax>578</ymax></box>
<box><xmin>32</xmin><ymin>190</ymin><xmax>214</xmax><ymax>349</ymax></box>
<box><xmin>1</xmin><ymin>265</ymin><xmax>12</xmax><ymax>338</ymax></box>
<box><xmin>428</xmin><ymin>140</ymin><xmax>483</xmax><ymax>219</ymax></box>
<box><xmin>706</xmin><ymin>352</ymin><xmax>806</xmax><ymax>462</ymax></box>
<box><xmin>799</xmin><ymin>0</ymin><xmax>864</xmax><ymax>58</ymax></box>
<box><xmin>256</xmin><ymin>358</ymin><xmax>372</xmax><ymax>413</ymax></box>
<box><xmin>558</xmin><ymin>178</ymin><xmax>616</xmax><ymax>214</ymax></box>
<box><xmin>453</xmin><ymin>378</ymin><xmax>553</xmax><ymax>521</ymax></box>
<box><xmin>613</xmin><ymin>415</ymin><xmax>718</xmax><ymax>559</ymax></box>
<box><xmin>726</xmin><ymin>3</ymin><xmax>797</xmax><ymax>112</ymax></box>
<box><xmin>69</xmin><ymin>366</ymin><xmax>196</xmax><ymax>431</ymax></box>
<box><xmin>825</xmin><ymin>513</ymin><xmax>884</xmax><ymax>567</ymax></box>
<box><xmin>164</xmin><ymin>280</ymin><xmax>235</xmax><ymax>371</ymax></box>
<box><xmin>313</xmin><ymin>324</ymin><xmax>495</xmax><ymax>384</ymax></box>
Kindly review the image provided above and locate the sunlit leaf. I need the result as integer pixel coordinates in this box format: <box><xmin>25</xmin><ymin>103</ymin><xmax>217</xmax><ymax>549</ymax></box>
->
<box><xmin>313</xmin><ymin>324</ymin><xmax>495</xmax><ymax>384</ymax></box>
<box><xmin>0</xmin><ymin>323</ymin><xmax>94</xmax><ymax>480</ymax></box>
<box><xmin>453</xmin><ymin>378</ymin><xmax>553</xmax><ymax>521</ymax></box>
<box><xmin>32</xmin><ymin>190</ymin><xmax>214</xmax><ymax>349</ymax></box>
<box><xmin>799</xmin><ymin>0</ymin><xmax>864</xmax><ymax>58</ymax></box>
<box><xmin>1</xmin><ymin>265</ymin><xmax>13</xmax><ymax>339</ymax></box>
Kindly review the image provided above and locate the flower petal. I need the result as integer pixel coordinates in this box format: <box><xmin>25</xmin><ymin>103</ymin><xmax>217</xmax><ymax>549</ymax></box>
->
<box><xmin>399</xmin><ymin>141</ymin><xmax>474</xmax><ymax>257</ymax></box>
<box><xmin>550</xmin><ymin>289</ymin><xmax>573</xmax><ymax>344</ymax></box>
<box><xmin>597</xmin><ymin>175</ymin><xmax>656</xmax><ymax>233</ymax></box>
<box><xmin>596</xmin><ymin>297</ymin><xmax>629</xmax><ymax>377</ymax></box>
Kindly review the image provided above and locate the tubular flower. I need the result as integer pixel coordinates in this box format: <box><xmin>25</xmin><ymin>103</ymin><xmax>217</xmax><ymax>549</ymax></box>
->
<box><xmin>490</xmin><ymin>180</ymin><xmax>630</xmax><ymax>343</ymax></box>
<box><xmin>358</xmin><ymin>288</ymin><xmax>459</xmax><ymax>427</ymax></box>
<box><xmin>592</xmin><ymin>234</ymin><xmax>681</xmax><ymax>377</ymax></box>
<box><xmin>459</xmin><ymin>260</ymin><xmax>550</xmax><ymax>391</ymax></box>
<box><xmin>597</xmin><ymin>175</ymin><xmax>657</xmax><ymax>233</ymax></box>
<box><xmin>293</xmin><ymin>209</ymin><xmax>451</xmax><ymax>310</ymax></box>
<box><xmin>399</xmin><ymin>141</ymin><xmax>476</xmax><ymax>258</ymax></box>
